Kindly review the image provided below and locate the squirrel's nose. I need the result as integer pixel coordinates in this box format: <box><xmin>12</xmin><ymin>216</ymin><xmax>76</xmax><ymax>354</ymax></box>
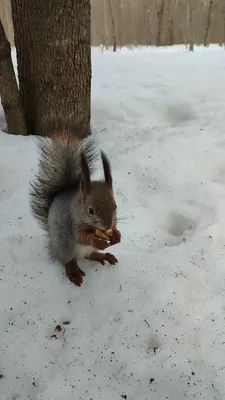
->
<box><xmin>104</xmin><ymin>219</ymin><xmax>113</xmax><ymax>230</ymax></box>
<box><xmin>104</xmin><ymin>224</ymin><xmax>112</xmax><ymax>230</ymax></box>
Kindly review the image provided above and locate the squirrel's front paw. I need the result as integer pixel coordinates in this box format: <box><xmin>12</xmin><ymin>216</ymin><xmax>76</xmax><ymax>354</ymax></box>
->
<box><xmin>110</xmin><ymin>229</ymin><xmax>121</xmax><ymax>246</ymax></box>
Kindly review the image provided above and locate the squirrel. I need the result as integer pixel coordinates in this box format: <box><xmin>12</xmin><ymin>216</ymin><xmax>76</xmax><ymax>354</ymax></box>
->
<box><xmin>29</xmin><ymin>130</ymin><xmax>121</xmax><ymax>287</ymax></box>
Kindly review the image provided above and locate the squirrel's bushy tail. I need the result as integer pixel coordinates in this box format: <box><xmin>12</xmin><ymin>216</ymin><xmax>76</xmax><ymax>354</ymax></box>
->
<box><xmin>29</xmin><ymin>131</ymin><xmax>97</xmax><ymax>231</ymax></box>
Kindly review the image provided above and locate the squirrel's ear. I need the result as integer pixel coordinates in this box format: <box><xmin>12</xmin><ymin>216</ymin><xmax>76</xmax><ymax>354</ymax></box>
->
<box><xmin>80</xmin><ymin>152</ymin><xmax>91</xmax><ymax>194</ymax></box>
<box><xmin>101</xmin><ymin>151</ymin><xmax>112</xmax><ymax>188</ymax></box>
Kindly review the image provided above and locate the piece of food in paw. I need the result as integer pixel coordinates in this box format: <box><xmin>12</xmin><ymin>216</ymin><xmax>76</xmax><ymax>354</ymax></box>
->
<box><xmin>105</xmin><ymin>228</ymin><xmax>113</xmax><ymax>237</ymax></box>
<box><xmin>96</xmin><ymin>228</ymin><xmax>113</xmax><ymax>240</ymax></box>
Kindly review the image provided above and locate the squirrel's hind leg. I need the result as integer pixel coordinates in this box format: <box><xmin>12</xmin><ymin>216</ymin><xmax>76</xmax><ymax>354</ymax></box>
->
<box><xmin>65</xmin><ymin>259</ymin><xmax>85</xmax><ymax>287</ymax></box>
<box><xmin>86</xmin><ymin>252</ymin><xmax>118</xmax><ymax>266</ymax></box>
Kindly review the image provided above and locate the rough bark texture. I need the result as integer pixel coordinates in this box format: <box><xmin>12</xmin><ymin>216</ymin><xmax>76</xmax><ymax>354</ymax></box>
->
<box><xmin>0</xmin><ymin>20</ymin><xmax>27</xmax><ymax>135</ymax></box>
<box><xmin>11</xmin><ymin>0</ymin><xmax>91</xmax><ymax>137</ymax></box>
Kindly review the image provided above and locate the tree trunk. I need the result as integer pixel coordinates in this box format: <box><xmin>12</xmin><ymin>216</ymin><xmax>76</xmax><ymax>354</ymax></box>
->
<box><xmin>108</xmin><ymin>0</ymin><xmax>117</xmax><ymax>52</ymax></box>
<box><xmin>204</xmin><ymin>0</ymin><xmax>213</xmax><ymax>47</ymax></box>
<box><xmin>169</xmin><ymin>19</ymin><xmax>175</xmax><ymax>46</ymax></box>
<box><xmin>0</xmin><ymin>20</ymin><xmax>27</xmax><ymax>135</ymax></box>
<box><xmin>156</xmin><ymin>0</ymin><xmax>165</xmax><ymax>47</ymax></box>
<box><xmin>224</xmin><ymin>7</ymin><xmax>225</xmax><ymax>47</ymax></box>
<box><xmin>221</xmin><ymin>4</ymin><xmax>225</xmax><ymax>47</ymax></box>
<box><xmin>103</xmin><ymin>0</ymin><xmax>109</xmax><ymax>50</ymax></box>
<box><xmin>188</xmin><ymin>0</ymin><xmax>194</xmax><ymax>51</ymax></box>
<box><xmin>11</xmin><ymin>0</ymin><xmax>91</xmax><ymax>137</ymax></box>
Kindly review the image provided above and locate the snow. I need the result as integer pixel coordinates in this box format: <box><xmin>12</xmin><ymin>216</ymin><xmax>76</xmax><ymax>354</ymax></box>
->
<box><xmin>1</xmin><ymin>44</ymin><xmax>225</xmax><ymax>399</ymax></box>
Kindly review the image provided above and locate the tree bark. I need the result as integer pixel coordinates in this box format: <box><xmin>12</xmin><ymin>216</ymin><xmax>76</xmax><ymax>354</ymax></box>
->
<box><xmin>0</xmin><ymin>20</ymin><xmax>27</xmax><ymax>135</ymax></box>
<box><xmin>11</xmin><ymin>0</ymin><xmax>91</xmax><ymax>137</ymax></box>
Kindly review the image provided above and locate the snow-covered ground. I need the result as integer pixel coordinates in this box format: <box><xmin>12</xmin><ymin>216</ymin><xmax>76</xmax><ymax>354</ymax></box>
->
<box><xmin>1</xmin><ymin>45</ymin><xmax>225</xmax><ymax>399</ymax></box>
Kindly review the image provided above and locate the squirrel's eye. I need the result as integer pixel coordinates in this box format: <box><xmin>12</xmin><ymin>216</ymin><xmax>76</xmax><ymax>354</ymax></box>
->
<box><xmin>114</xmin><ymin>203</ymin><xmax>117</xmax><ymax>210</ymax></box>
<box><xmin>88</xmin><ymin>207</ymin><xmax>94</xmax><ymax>215</ymax></box>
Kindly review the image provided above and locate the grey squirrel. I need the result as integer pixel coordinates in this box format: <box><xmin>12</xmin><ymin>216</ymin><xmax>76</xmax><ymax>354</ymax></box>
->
<box><xmin>29</xmin><ymin>130</ymin><xmax>121</xmax><ymax>286</ymax></box>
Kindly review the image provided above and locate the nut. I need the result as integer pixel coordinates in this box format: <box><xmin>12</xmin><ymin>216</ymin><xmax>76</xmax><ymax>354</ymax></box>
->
<box><xmin>96</xmin><ymin>228</ymin><xmax>113</xmax><ymax>240</ymax></box>
<box><xmin>105</xmin><ymin>229</ymin><xmax>113</xmax><ymax>237</ymax></box>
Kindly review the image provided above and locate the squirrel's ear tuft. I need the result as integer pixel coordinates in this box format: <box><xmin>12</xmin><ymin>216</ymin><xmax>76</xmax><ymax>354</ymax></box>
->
<box><xmin>80</xmin><ymin>152</ymin><xmax>91</xmax><ymax>193</ymax></box>
<box><xmin>101</xmin><ymin>151</ymin><xmax>112</xmax><ymax>188</ymax></box>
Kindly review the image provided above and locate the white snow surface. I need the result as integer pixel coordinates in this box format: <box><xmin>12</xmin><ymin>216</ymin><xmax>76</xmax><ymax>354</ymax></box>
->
<box><xmin>1</xmin><ymin>45</ymin><xmax>225</xmax><ymax>399</ymax></box>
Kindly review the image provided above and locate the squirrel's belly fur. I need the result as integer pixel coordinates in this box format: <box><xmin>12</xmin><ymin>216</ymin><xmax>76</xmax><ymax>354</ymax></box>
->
<box><xmin>74</xmin><ymin>244</ymin><xmax>94</xmax><ymax>260</ymax></box>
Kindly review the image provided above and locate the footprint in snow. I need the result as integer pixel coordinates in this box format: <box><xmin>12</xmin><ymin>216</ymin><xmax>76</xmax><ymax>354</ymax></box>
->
<box><xmin>162</xmin><ymin>212</ymin><xmax>197</xmax><ymax>247</ymax></box>
<box><xmin>167</xmin><ymin>212</ymin><xmax>196</xmax><ymax>237</ymax></box>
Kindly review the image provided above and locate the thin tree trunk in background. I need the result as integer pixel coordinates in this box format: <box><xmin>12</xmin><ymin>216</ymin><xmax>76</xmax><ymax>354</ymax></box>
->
<box><xmin>169</xmin><ymin>18</ymin><xmax>175</xmax><ymax>46</ymax></box>
<box><xmin>103</xmin><ymin>0</ymin><xmax>109</xmax><ymax>49</ymax></box>
<box><xmin>108</xmin><ymin>0</ymin><xmax>117</xmax><ymax>52</ymax></box>
<box><xmin>11</xmin><ymin>0</ymin><xmax>91</xmax><ymax>137</ymax></box>
<box><xmin>0</xmin><ymin>20</ymin><xmax>27</xmax><ymax>135</ymax></box>
<box><xmin>156</xmin><ymin>0</ymin><xmax>165</xmax><ymax>46</ymax></box>
<box><xmin>116</xmin><ymin>0</ymin><xmax>122</xmax><ymax>48</ymax></box>
<box><xmin>188</xmin><ymin>0</ymin><xmax>194</xmax><ymax>51</ymax></box>
<box><xmin>204</xmin><ymin>0</ymin><xmax>213</xmax><ymax>47</ymax></box>
<box><xmin>223</xmin><ymin>5</ymin><xmax>225</xmax><ymax>47</ymax></box>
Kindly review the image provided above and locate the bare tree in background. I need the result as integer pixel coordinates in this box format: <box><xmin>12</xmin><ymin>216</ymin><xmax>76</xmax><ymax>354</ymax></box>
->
<box><xmin>156</xmin><ymin>0</ymin><xmax>166</xmax><ymax>46</ymax></box>
<box><xmin>2</xmin><ymin>0</ymin><xmax>225</xmax><ymax>53</ymax></box>
<box><xmin>142</xmin><ymin>4</ymin><xmax>153</xmax><ymax>46</ymax></box>
<box><xmin>223</xmin><ymin>3</ymin><xmax>225</xmax><ymax>46</ymax></box>
<box><xmin>108</xmin><ymin>0</ymin><xmax>117</xmax><ymax>51</ymax></box>
<box><xmin>204</xmin><ymin>0</ymin><xmax>214</xmax><ymax>46</ymax></box>
<box><xmin>90</xmin><ymin>0</ymin><xmax>225</xmax><ymax>48</ymax></box>
<box><xmin>0</xmin><ymin>20</ymin><xmax>27</xmax><ymax>135</ymax></box>
<box><xmin>103</xmin><ymin>0</ymin><xmax>109</xmax><ymax>50</ymax></box>
<box><xmin>11</xmin><ymin>0</ymin><xmax>91</xmax><ymax>137</ymax></box>
<box><xmin>188</xmin><ymin>0</ymin><xmax>194</xmax><ymax>51</ymax></box>
<box><xmin>168</xmin><ymin>18</ymin><xmax>175</xmax><ymax>46</ymax></box>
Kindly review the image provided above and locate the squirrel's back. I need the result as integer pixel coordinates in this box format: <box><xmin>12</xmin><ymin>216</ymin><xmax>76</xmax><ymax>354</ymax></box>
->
<box><xmin>29</xmin><ymin>130</ymin><xmax>97</xmax><ymax>231</ymax></box>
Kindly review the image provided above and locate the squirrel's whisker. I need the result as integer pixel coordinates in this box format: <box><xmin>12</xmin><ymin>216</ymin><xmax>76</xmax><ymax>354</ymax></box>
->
<box><xmin>116</xmin><ymin>220</ymin><xmax>133</xmax><ymax>226</ymax></box>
